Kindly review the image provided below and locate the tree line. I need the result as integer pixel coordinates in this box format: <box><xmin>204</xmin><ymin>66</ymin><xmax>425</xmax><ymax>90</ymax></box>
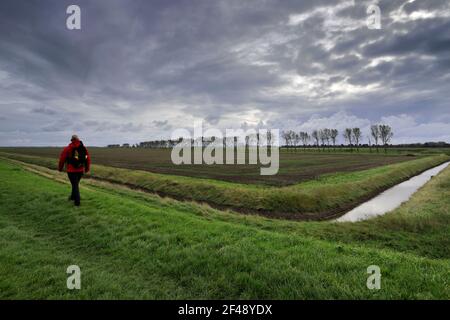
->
<box><xmin>281</xmin><ymin>124</ymin><xmax>394</xmax><ymax>152</ymax></box>
<box><xmin>107</xmin><ymin>125</ymin><xmax>394</xmax><ymax>152</ymax></box>
<box><xmin>108</xmin><ymin>140</ymin><xmax>182</xmax><ymax>148</ymax></box>
<box><xmin>109</xmin><ymin>134</ymin><xmax>274</xmax><ymax>149</ymax></box>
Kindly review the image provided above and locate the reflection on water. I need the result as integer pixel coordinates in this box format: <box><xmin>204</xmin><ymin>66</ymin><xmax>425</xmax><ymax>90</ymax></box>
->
<box><xmin>336</xmin><ymin>161</ymin><xmax>450</xmax><ymax>222</ymax></box>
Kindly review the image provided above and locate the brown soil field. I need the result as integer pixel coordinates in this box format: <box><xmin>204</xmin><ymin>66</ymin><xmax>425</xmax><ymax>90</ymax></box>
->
<box><xmin>0</xmin><ymin>147</ymin><xmax>417</xmax><ymax>186</ymax></box>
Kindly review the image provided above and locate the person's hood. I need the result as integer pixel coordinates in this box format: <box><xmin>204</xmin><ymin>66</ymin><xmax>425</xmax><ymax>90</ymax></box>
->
<box><xmin>69</xmin><ymin>140</ymin><xmax>82</xmax><ymax>148</ymax></box>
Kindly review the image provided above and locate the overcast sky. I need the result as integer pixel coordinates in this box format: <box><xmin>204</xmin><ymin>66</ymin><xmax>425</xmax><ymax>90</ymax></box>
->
<box><xmin>0</xmin><ymin>0</ymin><xmax>449</xmax><ymax>146</ymax></box>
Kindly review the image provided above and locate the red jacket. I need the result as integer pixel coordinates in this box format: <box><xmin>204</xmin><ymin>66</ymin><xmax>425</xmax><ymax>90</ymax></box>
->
<box><xmin>58</xmin><ymin>140</ymin><xmax>91</xmax><ymax>173</ymax></box>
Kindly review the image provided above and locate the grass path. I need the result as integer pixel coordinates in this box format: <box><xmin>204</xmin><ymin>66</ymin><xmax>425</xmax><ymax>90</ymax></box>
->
<box><xmin>0</xmin><ymin>159</ymin><xmax>449</xmax><ymax>299</ymax></box>
<box><xmin>11</xmin><ymin>157</ymin><xmax>450</xmax><ymax>260</ymax></box>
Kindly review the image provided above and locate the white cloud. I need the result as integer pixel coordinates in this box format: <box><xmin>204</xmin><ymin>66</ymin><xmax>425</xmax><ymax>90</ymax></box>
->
<box><xmin>380</xmin><ymin>114</ymin><xmax>450</xmax><ymax>143</ymax></box>
<box><xmin>390</xmin><ymin>0</ymin><xmax>450</xmax><ymax>23</ymax></box>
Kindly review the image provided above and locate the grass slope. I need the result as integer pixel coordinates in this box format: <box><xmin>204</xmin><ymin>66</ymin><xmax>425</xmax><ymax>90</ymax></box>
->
<box><xmin>0</xmin><ymin>159</ymin><xmax>449</xmax><ymax>299</ymax></box>
<box><xmin>0</xmin><ymin>152</ymin><xmax>448</xmax><ymax>219</ymax></box>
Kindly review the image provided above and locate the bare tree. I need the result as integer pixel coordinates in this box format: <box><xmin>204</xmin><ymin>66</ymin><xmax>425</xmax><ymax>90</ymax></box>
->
<box><xmin>312</xmin><ymin>130</ymin><xmax>320</xmax><ymax>150</ymax></box>
<box><xmin>367</xmin><ymin>135</ymin><xmax>372</xmax><ymax>153</ymax></box>
<box><xmin>379</xmin><ymin>124</ymin><xmax>393</xmax><ymax>153</ymax></box>
<box><xmin>266</xmin><ymin>130</ymin><xmax>273</xmax><ymax>147</ymax></box>
<box><xmin>352</xmin><ymin>127</ymin><xmax>362</xmax><ymax>151</ymax></box>
<box><xmin>323</xmin><ymin>128</ymin><xmax>331</xmax><ymax>149</ymax></box>
<box><xmin>343</xmin><ymin>128</ymin><xmax>353</xmax><ymax>151</ymax></box>
<box><xmin>371</xmin><ymin>125</ymin><xmax>380</xmax><ymax>153</ymax></box>
<box><xmin>330</xmin><ymin>129</ymin><xmax>338</xmax><ymax>150</ymax></box>
<box><xmin>293</xmin><ymin>132</ymin><xmax>301</xmax><ymax>150</ymax></box>
<box><xmin>288</xmin><ymin>130</ymin><xmax>296</xmax><ymax>151</ymax></box>
<box><xmin>282</xmin><ymin>130</ymin><xmax>297</xmax><ymax>151</ymax></box>
<box><xmin>319</xmin><ymin>129</ymin><xmax>327</xmax><ymax>151</ymax></box>
<box><xmin>299</xmin><ymin>131</ymin><xmax>310</xmax><ymax>151</ymax></box>
<box><xmin>282</xmin><ymin>131</ymin><xmax>290</xmax><ymax>148</ymax></box>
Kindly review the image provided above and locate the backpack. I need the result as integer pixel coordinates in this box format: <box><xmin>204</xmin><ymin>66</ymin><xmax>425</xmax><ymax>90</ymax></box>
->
<box><xmin>68</xmin><ymin>142</ymin><xmax>88</xmax><ymax>168</ymax></box>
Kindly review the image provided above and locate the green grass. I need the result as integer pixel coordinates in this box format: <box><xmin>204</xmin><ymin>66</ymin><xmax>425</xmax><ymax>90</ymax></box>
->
<box><xmin>1</xmin><ymin>151</ymin><xmax>448</xmax><ymax>219</ymax></box>
<box><xmin>0</xmin><ymin>159</ymin><xmax>449</xmax><ymax>299</ymax></box>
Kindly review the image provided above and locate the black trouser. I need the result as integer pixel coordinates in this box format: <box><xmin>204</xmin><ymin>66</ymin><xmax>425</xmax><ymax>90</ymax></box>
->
<box><xmin>68</xmin><ymin>172</ymin><xmax>83</xmax><ymax>205</ymax></box>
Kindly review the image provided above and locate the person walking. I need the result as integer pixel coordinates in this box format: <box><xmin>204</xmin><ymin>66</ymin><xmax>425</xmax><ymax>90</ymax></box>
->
<box><xmin>58</xmin><ymin>135</ymin><xmax>91</xmax><ymax>206</ymax></box>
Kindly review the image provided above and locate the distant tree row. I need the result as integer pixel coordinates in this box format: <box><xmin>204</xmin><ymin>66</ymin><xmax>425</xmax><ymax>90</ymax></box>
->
<box><xmin>107</xmin><ymin>143</ymin><xmax>133</xmax><ymax>148</ymax></box>
<box><xmin>138</xmin><ymin>139</ymin><xmax>183</xmax><ymax>148</ymax></box>
<box><xmin>396</xmin><ymin>141</ymin><xmax>450</xmax><ymax>148</ymax></box>
<box><xmin>136</xmin><ymin>135</ymin><xmax>270</xmax><ymax>149</ymax></box>
<box><xmin>107</xmin><ymin>125</ymin><xmax>395</xmax><ymax>152</ymax></box>
<box><xmin>281</xmin><ymin>124</ymin><xmax>394</xmax><ymax>152</ymax></box>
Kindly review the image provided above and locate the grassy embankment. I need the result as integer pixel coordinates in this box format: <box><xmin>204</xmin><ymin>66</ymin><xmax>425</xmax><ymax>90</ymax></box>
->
<box><xmin>0</xmin><ymin>151</ymin><xmax>448</xmax><ymax>220</ymax></box>
<box><xmin>0</xmin><ymin>158</ymin><xmax>449</xmax><ymax>299</ymax></box>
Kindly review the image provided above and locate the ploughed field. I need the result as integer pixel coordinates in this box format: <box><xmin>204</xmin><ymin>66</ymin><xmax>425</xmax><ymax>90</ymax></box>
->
<box><xmin>1</xmin><ymin>148</ymin><xmax>448</xmax><ymax>220</ymax></box>
<box><xmin>0</xmin><ymin>147</ymin><xmax>418</xmax><ymax>186</ymax></box>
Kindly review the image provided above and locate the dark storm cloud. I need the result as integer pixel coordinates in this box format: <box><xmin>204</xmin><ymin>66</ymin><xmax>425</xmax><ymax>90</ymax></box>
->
<box><xmin>362</xmin><ymin>18</ymin><xmax>450</xmax><ymax>57</ymax></box>
<box><xmin>0</xmin><ymin>0</ymin><xmax>449</xmax><ymax>146</ymax></box>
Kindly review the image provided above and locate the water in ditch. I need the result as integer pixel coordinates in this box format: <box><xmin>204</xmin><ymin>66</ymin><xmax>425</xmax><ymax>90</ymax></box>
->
<box><xmin>336</xmin><ymin>161</ymin><xmax>450</xmax><ymax>222</ymax></box>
